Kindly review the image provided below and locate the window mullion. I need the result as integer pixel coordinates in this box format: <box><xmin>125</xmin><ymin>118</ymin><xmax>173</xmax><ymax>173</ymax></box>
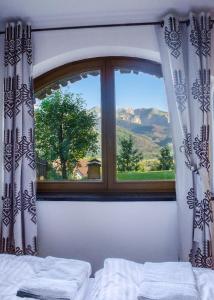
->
<box><xmin>103</xmin><ymin>59</ymin><xmax>116</xmax><ymax>190</ymax></box>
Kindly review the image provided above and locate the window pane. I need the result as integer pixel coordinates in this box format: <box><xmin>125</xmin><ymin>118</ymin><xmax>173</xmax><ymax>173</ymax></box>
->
<box><xmin>35</xmin><ymin>70</ymin><xmax>102</xmax><ymax>181</ymax></box>
<box><xmin>115</xmin><ymin>68</ymin><xmax>175</xmax><ymax>181</ymax></box>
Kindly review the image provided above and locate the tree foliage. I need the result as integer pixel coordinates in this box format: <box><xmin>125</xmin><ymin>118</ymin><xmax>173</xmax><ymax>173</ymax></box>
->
<box><xmin>35</xmin><ymin>90</ymin><xmax>98</xmax><ymax>179</ymax></box>
<box><xmin>117</xmin><ymin>136</ymin><xmax>143</xmax><ymax>172</ymax></box>
<box><xmin>158</xmin><ymin>145</ymin><xmax>174</xmax><ymax>170</ymax></box>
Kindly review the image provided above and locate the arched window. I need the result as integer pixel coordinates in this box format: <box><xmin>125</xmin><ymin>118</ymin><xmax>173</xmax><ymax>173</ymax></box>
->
<box><xmin>35</xmin><ymin>57</ymin><xmax>175</xmax><ymax>194</ymax></box>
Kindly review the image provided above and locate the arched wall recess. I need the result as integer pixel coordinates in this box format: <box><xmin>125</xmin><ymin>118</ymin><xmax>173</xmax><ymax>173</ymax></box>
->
<box><xmin>32</xmin><ymin>25</ymin><xmax>161</xmax><ymax>78</ymax></box>
<box><xmin>33</xmin><ymin>46</ymin><xmax>161</xmax><ymax>79</ymax></box>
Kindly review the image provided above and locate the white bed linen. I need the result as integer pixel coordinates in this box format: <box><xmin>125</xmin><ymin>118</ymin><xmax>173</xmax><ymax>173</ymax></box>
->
<box><xmin>89</xmin><ymin>260</ymin><xmax>214</xmax><ymax>300</ymax></box>
<box><xmin>104</xmin><ymin>258</ymin><xmax>144</xmax><ymax>285</ymax></box>
<box><xmin>0</xmin><ymin>254</ymin><xmax>92</xmax><ymax>300</ymax></box>
<box><xmin>2</xmin><ymin>280</ymin><xmax>91</xmax><ymax>300</ymax></box>
<box><xmin>141</xmin><ymin>262</ymin><xmax>195</xmax><ymax>285</ymax></box>
<box><xmin>84</xmin><ymin>279</ymin><xmax>95</xmax><ymax>300</ymax></box>
<box><xmin>88</xmin><ymin>259</ymin><xmax>144</xmax><ymax>300</ymax></box>
<box><xmin>137</xmin><ymin>262</ymin><xmax>198</xmax><ymax>300</ymax></box>
<box><xmin>17</xmin><ymin>256</ymin><xmax>91</xmax><ymax>299</ymax></box>
<box><xmin>193</xmin><ymin>268</ymin><xmax>214</xmax><ymax>300</ymax></box>
<box><xmin>88</xmin><ymin>269</ymin><xmax>138</xmax><ymax>300</ymax></box>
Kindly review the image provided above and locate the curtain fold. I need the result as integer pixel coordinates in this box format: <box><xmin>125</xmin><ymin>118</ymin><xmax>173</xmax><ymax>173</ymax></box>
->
<box><xmin>0</xmin><ymin>22</ymin><xmax>37</xmax><ymax>255</ymax></box>
<box><xmin>157</xmin><ymin>13</ymin><xmax>214</xmax><ymax>268</ymax></box>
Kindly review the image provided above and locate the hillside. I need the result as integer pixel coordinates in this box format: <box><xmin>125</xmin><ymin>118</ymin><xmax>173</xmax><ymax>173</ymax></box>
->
<box><xmin>116</xmin><ymin>107</ymin><xmax>171</xmax><ymax>146</ymax></box>
<box><xmin>116</xmin><ymin>126</ymin><xmax>160</xmax><ymax>159</ymax></box>
<box><xmin>91</xmin><ymin>106</ymin><xmax>172</xmax><ymax>159</ymax></box>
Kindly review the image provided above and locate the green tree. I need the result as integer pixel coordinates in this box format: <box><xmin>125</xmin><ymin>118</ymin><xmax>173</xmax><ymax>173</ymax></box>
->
<box><xmin>35</xmin><ymin>90</ymin><xmax>98</xmax><ymax>179</ymax></box>
<box><xmin>117</xmin><ymin>136</ymin><xmax>143</xmax><ymax>172</ymax></box>
<box><xmin>158</xmin><ymin>145</ymin><xmax>174</xmax><ymax>170</ymax></box>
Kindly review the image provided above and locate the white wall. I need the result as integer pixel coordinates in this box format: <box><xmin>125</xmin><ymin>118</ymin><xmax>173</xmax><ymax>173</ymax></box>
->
<box><xmin>32</xmin><ymin>25</ymin><xmax>179</xmax><ymax>272</ymax></box>
<box><xmin>33</xmin><ymin>26</ymin><xmax>160</xmax><ymax>77</ymax></box>
<box><xmin>37</xmin><ymin>200</ymin><xmax>178</xmax><ymax>272</ymax></box>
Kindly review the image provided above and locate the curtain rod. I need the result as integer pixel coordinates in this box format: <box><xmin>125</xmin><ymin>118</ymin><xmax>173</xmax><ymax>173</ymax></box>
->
<box><xmin>0</xmin><ymin>19</ymin><xmax>213</xmax><ymax>35</ymax></box>
<box><xmin>0</xmin><ymin>21</ymin><xmax>163</xmax><ymax>35</ymax></box>
<box><xmin>0</xmin><ymin>20</ymin><xmax>183</xmax><ymax>35</ymax></box>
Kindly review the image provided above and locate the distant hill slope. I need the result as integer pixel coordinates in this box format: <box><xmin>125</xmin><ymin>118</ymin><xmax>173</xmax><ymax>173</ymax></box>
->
<box><xmin>91</xmin><ymin>106</ymin><xmax>173</xmax><ymax>159</ymax></box>
<box><xmin>116</xmin><ymin>126</ymin><xmax>160</xmax><ymax>159</ymax></box>
<box><xmin>116</xmin><ymin>107</ymin><xmax>172</xmax><ymax>146</ymax></box>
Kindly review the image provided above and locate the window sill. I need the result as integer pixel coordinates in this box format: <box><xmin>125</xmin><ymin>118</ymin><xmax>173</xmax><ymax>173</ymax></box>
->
<box><xmin>37</xmin><ymin>192</ymin><xmax>176</xmax><ymax>202</ymax></box>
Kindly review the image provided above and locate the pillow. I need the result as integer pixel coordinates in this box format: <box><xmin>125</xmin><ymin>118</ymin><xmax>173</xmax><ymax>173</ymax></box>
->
<box><xmin>104</xmin><ymin>258</ymin><xmax>144</xmax><ymax>285</ymax></box>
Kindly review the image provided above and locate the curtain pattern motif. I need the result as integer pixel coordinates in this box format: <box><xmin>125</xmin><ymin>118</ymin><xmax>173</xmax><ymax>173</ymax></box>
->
<box><xmin>158</xmin><ymin>13</ymin><xmax>214</xmax><ymax>268</ymax></box>
<box><xmin>0</xmin><ymin>22</ymin><xmax>37</xmax><ymax>255</ymax></box>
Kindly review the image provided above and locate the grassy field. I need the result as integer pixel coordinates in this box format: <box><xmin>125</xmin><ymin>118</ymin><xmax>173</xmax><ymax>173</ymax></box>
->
<box><xmin>117</xmin><ymin>170</ymin><xmax>175</xmax><ymax>181</ymax></box>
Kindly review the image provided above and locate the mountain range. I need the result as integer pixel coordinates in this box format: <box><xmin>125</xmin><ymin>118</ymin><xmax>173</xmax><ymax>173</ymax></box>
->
<box><xmin>92</xmin><ymin>106</ymin><xmax>172</xmax><ymax>159</ymax></box>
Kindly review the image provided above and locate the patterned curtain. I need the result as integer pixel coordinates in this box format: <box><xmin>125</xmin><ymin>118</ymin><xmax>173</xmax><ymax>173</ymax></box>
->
<box><xmin>157</xmin><ymin>13</ymin><xmax>214</xmax><ymax>268</ymax></box>
<box><xmin>0</xmin><ymin>22</ymin><xmax>37</xmax><ymax>255</ymax></box>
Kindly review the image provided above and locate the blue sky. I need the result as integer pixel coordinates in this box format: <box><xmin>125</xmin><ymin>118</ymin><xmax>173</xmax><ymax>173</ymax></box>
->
<box><xmin>115</xmin><ymin>71</ymin><xmax>168</xmax><ymax>111</ymax></box>
<box><xmin>59</xmin><ymin>71</ymin><xmax>168</xmax><ymax>112</ymax></box>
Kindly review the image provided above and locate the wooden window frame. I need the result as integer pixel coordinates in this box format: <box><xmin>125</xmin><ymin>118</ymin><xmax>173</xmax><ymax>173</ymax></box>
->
<box><xmin>34</xmin><ymin>57</ymin><xmax>175</xmax><ymax>194</ymax></box>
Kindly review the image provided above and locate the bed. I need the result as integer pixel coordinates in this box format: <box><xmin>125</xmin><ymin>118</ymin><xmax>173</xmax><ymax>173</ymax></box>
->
<box><xmin>1</xmin><ymin>255</ymin><xmax>214</xmax><ymax>300</ymax></box>
<box><xmin>87</xmin><ymin>258</ymin><xmax>214</xmax><ymax>300</ymax></box>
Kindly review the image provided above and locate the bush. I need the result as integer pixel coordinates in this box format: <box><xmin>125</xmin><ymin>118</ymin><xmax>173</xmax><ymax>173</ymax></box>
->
<box><xmin>138</xmin><ymin>159</ymin><xmax>160</xmax><ymax>172</ymax></box>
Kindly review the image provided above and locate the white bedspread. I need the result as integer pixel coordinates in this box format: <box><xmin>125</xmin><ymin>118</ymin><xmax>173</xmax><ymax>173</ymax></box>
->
<box><xmin>88</xmin><ymin>259</ymin><xmax>214</xmax><ymax>300</ymax></box>
<box><xmin>88</xmin><ymin>258</ymin><xmax>144</xmax><ymax>300</ymax></box>
<box><xmin>193</xmin><ymin>268</ymin><xmax>214</xmax><ymax>300</ymax></box>
<box><xmin>0</xmin><ymin>254</ymin><xmax>92</xmax><ymax>300</ymax></box>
